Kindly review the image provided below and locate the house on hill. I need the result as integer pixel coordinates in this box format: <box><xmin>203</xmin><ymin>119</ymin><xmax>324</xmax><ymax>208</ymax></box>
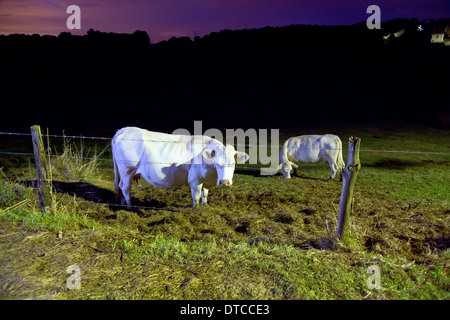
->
<box><xmin>431</xmin><ymin>25</ymin><xmax>450</xmax><ymax>46</ymax></box>
<box><xmin>383</xmin><ymin>29</ymin><xmax>405</xmax><ymax>43</ymax></box>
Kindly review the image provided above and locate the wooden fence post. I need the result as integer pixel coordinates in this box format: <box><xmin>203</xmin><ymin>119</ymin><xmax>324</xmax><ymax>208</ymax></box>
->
<box><xmin>30</xmin><ymin>125</ymin><xmax>53</xmax><ymax>214</ymax></box>
<box><xmin>336</xmin><ymin>136</ymin><xmax>361</xmax><ymax>241</ymax></box>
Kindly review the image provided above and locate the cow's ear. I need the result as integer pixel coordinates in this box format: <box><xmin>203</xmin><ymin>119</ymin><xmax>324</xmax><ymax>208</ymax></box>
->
<box><xmin>235</xmin><ymin>151</ymin><xmax>249</xmax><ymax>164</ymax></box>
<box><xmin>202</xmin><ymin>149</ymin><xmax>215</xmax><ymax>164</ymax></box>
<box><xmin>203</xmin><ymin>149</ymin><xmax>215</xmax><ymax>158</ymax></box>
<box><xmin>291</xmin><ymin>162</ymin><xmax>299</xmax><ymax>169</ymax></box>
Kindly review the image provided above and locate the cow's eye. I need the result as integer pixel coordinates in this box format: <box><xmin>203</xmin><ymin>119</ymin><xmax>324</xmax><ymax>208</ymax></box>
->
<box><xmin>211</xmin><ymin>150</ymin><xmax>216</xmax><ymax>157</ymax></box>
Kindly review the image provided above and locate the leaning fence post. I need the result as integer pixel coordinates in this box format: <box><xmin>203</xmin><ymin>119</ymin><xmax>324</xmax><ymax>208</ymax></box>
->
<box><xmin>336</xmin><ymin>136</ymin><xmax>361</xmax><ymax>241</ymax></box>
<box><xmin>30</xmin><ymin>125</ymin><xmax>53</xmax><ymax>214</ymax></box>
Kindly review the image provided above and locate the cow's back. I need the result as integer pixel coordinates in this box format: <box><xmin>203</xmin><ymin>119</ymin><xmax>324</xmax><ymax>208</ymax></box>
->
<box><xmin>113</xmin><ymin>127</ymin><xmax>200</xmax><ymax>162</ymax></box>
<box><xmin>112</xmin><ymin>127</ymin><xmax>214</xmax><ymax>188</ymax></box>
<box><xmin>318</xmin><ymin>134</ymin><xmax>340</xmax><ymax>151</ymax></box>
<box><xmin>288</xmin><ymin>135</ymin><xmax>322</xmax><ymax>163</ymax></box>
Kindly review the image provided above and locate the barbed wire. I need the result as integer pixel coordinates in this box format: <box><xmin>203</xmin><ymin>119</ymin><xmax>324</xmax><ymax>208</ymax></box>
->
<box><xmin>1</xmin><ymin>131</ymin><xmax>449</xmax><ymax>155</ymax></box>
<box><xmin>1</xmin><ymin>146</ymin><xmax>449</xmax><ymax>157</ymax></box>
<box><xmin>0</xmin><ymin>131</ymin><xmax>448</xmax><ymax>177</ymax></box>
<box><xmin>0</xmin><ymin>151</ymin><xmax>34</xmax><ymax>156</ymax></box>
<box><xmin>360</xmin><ymin>149</ymin><xmax>450</xmax><ymax>155</ymax></box>
<box><xmin>0</xmin><ymin>132</ymin><xmax>32</xmax><ymax>137</ymax></box>
<box><xmin>0</xmin><ymin>131</ymin><xmax>110</xmax><ymax>141</ymax></box>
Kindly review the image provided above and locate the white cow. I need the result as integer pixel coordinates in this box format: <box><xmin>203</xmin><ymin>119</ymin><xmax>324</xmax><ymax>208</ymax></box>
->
<box><xmin>111</xmin><ymin>127</ymin><xmax>249</xmax><ymax>208</ymax></box>
<box><xmin>278</xmin><ymin>134</ymin><xmax>345</xmax><ymax>180</ymax></box>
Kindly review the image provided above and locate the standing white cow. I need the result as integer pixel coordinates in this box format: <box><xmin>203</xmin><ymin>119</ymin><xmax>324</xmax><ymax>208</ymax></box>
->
<box><xmin>111</xmin><ymin>127</ymin><xmax>249</xmax><ymax>208</ymax></box>
<box><xmin>278</xmin><ymin>134</ymin><xmax>345</xmax><ymax>180</ymax></box>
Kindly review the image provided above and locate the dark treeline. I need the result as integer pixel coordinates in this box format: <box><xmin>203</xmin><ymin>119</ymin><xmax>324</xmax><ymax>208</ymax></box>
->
<box><xmin>1</xmin><ymin>18</ymin><xmax>449</xmax><ymax>82</ymax></box>
<box><xmin>0</xmin><ymin>29</ymin><xmax>150</xmax><ymax>49</ymax></box>
<box><xmin>0</xmin><ymin>18</ymin><xmax>449</xmax><ymax>133</ymax></box>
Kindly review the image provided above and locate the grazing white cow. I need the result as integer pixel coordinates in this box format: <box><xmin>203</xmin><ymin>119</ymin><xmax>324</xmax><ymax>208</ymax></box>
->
<box><xmin>111</xmin><ymin>127</ymin><xmax>249</xmax><ymax>208</ymax></box>
<box><xmin>278</xmin><ymin>134</ymin><xmax>345</xmax><ymax>180</ymax></box>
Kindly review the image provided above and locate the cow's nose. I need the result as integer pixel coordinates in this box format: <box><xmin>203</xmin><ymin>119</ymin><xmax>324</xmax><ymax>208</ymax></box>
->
<box><xmin>219</xmin><ymin>179</ymin><xmax>230</xmax><ymax>187</ymax></box>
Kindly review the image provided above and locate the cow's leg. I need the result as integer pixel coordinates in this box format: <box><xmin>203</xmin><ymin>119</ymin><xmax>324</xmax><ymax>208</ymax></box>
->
<box><xmin>119</xmin><ymin>179</ymin><xmax>133</xmax><ymax>209</ymax></box>
<box><xmin>201</xmin><ymin>188</ymin><xmax>209</xmax><ymax>206</ymax></box>
<box><xmin>191</xmin><ymin>183</ymin><xmax>203</xmax><ymax>207</ymax></box>
<box><xmin>119</xmin><ymin>169</ymin><xmax>135</xmax><ymax>209</ymax></box>
<box><xmin>115</xmin><ymin>186</ymin><xmax>124</xmax><ymax>203</ymax></box>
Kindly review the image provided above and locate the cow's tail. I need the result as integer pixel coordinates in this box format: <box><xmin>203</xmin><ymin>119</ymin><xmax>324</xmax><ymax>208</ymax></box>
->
<box><xmin>279</xmin><ymin>138</ymin><xmax>296</xmax><ymax>170</ymax></box>
<box><xmin>336</xmin><ymin>137</ymin><xmax>345</xmax><ymax>173</ymax></box>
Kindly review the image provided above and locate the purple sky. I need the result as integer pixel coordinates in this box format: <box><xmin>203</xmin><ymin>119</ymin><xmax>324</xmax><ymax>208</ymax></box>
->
<box><xmin>1</xmin><ymin>0</ymin><xmax>449</xmax><ymax>42</ymax></box>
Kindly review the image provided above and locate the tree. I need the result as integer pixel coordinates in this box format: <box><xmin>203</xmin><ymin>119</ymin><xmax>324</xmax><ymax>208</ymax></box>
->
<box><xmin>132</xmin><ymin>30</ymin><xmax>150</xmax><ymax>45</ymax></box>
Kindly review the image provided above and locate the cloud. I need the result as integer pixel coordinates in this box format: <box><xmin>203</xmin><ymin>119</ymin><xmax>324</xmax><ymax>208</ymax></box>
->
<box><xmin>0</xmin><ymin>0</ymin><xmax>67</xmax><ymax>34</ymax></box>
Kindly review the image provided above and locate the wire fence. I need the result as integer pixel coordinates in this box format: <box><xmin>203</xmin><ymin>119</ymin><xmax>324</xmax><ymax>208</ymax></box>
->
<box><xmin>360</xmin><ymin>149</ymin><xmax>450</xmax><ymax>155</ymax></box>
<box><xmin>0</xmin><ymin>130</ymin><xmax>449</xmax><ymax>212</ymax></box>
<box><xmin>1</xmin><ymin>130</ymin><xmax>450</xmax><ymax>154</ymax></box>
<box><xmin>1</xmin><ymin>131</ymin><xmax>449</xmax><ymax>154</ymax></box>
<box><xmin>0</xmin><ymin>131</ymin><xmax>110</xmax><ymax>141</ymax></box>
<box><xmin>0</xmin><ymin>130</ymin><xmax>449</xmax><ymax>172</ymax></box>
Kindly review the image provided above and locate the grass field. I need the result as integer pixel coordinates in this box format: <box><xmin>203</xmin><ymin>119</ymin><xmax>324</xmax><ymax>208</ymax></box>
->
<box><xmin>0</xmin><ymin>124</ymin><xmax>449</xmax><ymax>300</ymax></box>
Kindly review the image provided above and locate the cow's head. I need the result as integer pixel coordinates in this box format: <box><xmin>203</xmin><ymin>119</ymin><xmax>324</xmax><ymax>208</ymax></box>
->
<box><xmin>278</xmin><ymin>161</ymin><xmax>298</xmax><ymax>179</ymax></box>
<box><xmin>202</xmin><ymin>143</ymin><xmax>249</xmax><ymax>186</ymax></box>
